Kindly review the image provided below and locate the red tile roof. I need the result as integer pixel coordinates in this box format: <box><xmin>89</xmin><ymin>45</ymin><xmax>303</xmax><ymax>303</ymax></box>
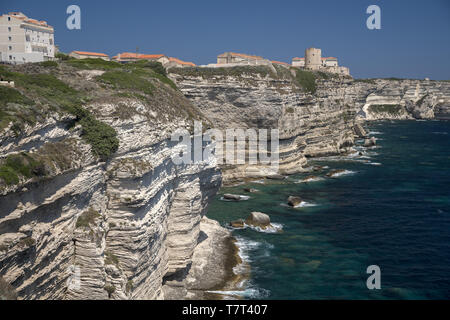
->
<box><xmin>169</xmin><ymin>57</ymin><xmax>196</xmax><ymax>67</ymax></box>
<box><xmin>6</xmin><ymin>12</ymin><xmax>53</xmax><ymax>29</ymax></box>
<box><xmin>292</xmin><ymin>57</ymin><xmax>305</xmax><ymax>60</ymax></box>
<box><xmin>72</xmin><ymin>51</ymin><xmax>108</xmax><ymax>57</ymax></box>
<box><xmin>112</xmin><ymin>52</ymin><xmax>165</xmax><ymax>60</ymax></box>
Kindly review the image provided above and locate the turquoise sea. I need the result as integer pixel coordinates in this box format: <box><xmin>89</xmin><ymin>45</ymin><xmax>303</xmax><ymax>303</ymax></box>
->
<box><xmin>206</xmin><ymin>120</ymin><xmax>450</xmax><ymax>299</ymax></box>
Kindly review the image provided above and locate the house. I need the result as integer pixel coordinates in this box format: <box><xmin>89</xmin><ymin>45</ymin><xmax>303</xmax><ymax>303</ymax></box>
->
<box><xmin>69</xmin><ymin>51</ymin><xmax>110</xmax><ymax>61</ymax></box>
<box><xmin>0</xmin><ymin>12</ymin><xmax>55</xmax><ymax>64</ymax></box>
<box><xmin>112</xmin><ymin>52</ymin><xmax>168</xmax><ymax>65</ymax></box>
<box><xmin>292</xmin><ymin>57</ymin><xmax>305</xmax><ymax>67</ymax></box>
<box><xmin>321</xmin><ymin>57</ymin><xmax>338</xmax><ymax>67</ymax></box>
<box><xmin>166</xmin><ymin>57</ymin><xmax>196</xmax><ymax>68</ymax></box>
<box><xmin>217</xmin><ymin>52</ymin><xmax>264</xmax><ymax>65</ymax></box>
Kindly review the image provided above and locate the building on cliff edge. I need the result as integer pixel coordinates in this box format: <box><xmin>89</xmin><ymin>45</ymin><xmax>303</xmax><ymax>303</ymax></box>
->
<box><xmin>292</xmin><ymin>47</ymin><xmax>350</xmax><ymax>76</ymax></box>
<box><xmin>69</xmin><ymin>51</ymin><xmax>110</xmax><ymax>61</ymax></box>
<box><xmin>0</xmin><ymin>12</ymin><xmax>55</xmax><ymax>64</ymax></box>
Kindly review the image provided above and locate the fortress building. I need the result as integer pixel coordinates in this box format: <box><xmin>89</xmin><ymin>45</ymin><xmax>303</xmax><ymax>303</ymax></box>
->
<box><xmin>292</xmin><ymin>47</ymin><xmax>350</xmax><ymax>76</ymax></box>
<box><xmin>305</xmin><ymin>48</ymin><xmax>322</xmax><ymax>70</ymax></box>
<box><xmin>0</xmin><ymin>12</ymin><xmax>55</xmax><ymax>64</ymax></box>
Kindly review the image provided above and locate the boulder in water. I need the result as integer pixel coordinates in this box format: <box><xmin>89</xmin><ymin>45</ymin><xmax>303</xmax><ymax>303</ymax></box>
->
<box><xmin>230</xmin><ymin>219</ymin><xmax>245</xmax><ymax>228</ymax></box>
<box><xmin>243</xmin><ymin>188</ymin><xmax>259</xmax><ymax>193</ymax></box>
<box><xmin>326</xmin><ymin>169</ymin><xmax>346</xmax><ymax>178</ymax></box>
<box><xmin>223</xmin><ymin>194</ymin><xmax>242</xmax><ymax>201</ymax></box>
<box><xmin>364</xmin><ymin>137</ymin><xmax>376</xmax><ymax>147</ymax></box>
<box><xmin>245</xmin><ymin>212</ymin><xmax>271</xmax><ymax>229</ymax></box>
<box><xmin>287</xmin><ymin>196</ymin><xmax>302</xmax><ymax>207</ymax></box>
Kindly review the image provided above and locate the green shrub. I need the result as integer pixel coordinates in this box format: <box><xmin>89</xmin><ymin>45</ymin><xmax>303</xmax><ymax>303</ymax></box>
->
<box><xmin>105</xmin><ymin>251</ymin><xmax>119</xmax><ymax>266</ymax></box>
<box><xmin>66</xmin><ymin>58</ymin><xmax>121</xmax><ymax>70</ymax></box>
<box><xmin>97</xmin><ymin>70</ymin><xmax>155</xmax><ymax>95</ymax></box>
<box><xmin>0</xmin><ymin>153</ymin><xmax>46</xmax><ymax>186</ymax></box>
<box><xmin>369</xmin><ymin>104</ymin><xmax>403</xmax><ymax>115</ymax></box>
<box><xmin>39</xmin><ymin>61</ymin><xmax>58</xmax><ymax>68</ymax></box>
<box><xmin>79</xmin><ymin>116</ymin><xmax>119</xmax><ymax>160</ymax></box>
<box><xmin>0</xmin><ymin>86</ymin><xmax>34</xmax><ymax>107</ymax></box>
<box><xmin>55</xmin><ymin>52</ymin><xmax>71</xmax><ymax>61</ymax></box>
<box><xmin>76</xmin><ymin>208</ymin><xmax>101</xmax><ymax>229</ymax></box>
<box><xmin>0</xmin><ymin>87</ymin><xmax>36</xmax><ymax>131</ymax></box>
<box><xmin>295</xmin><ymin>70</ymin><xmax>317</xmax><ymax>94</ymax></box>
<box><xmin>317</xmin><ymin>71</ymin><xmax>330</xmax><ymax>79</ymax></box>
<box><xmin>104</xmin><ymin>284</ymin><xmax>115</xmax><ymax>297</ymax></box>
<box><xmin>170</xmin><ymin>65</ymin><xmax>273</xmax><ymax>79</ymax></box>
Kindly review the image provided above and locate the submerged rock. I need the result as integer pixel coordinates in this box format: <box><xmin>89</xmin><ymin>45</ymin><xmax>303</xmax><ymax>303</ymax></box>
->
<box><xmin>245</xmin><ymin>212</ymin><xmax>271</xmax><ymax>229</ymax></box>
<box><xmin>287</xmin><ymin>196</ymin><xmax>302</xmax><ymax>207</ymax></box>
<box><xmin>243</xmin><ymin>188</ymin><xmax>259</xmax><ymax>193</ymax></box>
<box><xmin>266</xmin><ymin>174</ymin><xmax>286</xmax><ymax>180</ymax></box>
<box><xmin>302</xmin><ymin>175</ymin><xmax>319</xmax><ymax>183</ymax></box>
<box><xmin>223</xmin><ymin>194</ymin><xmax>247</xmax><ymax>201</ymax></box>
<box><xmin>229</xmin><ymin>219</ymin><xmax>245</xmax><ymax>228</ymax></box>
<box><xmin>326</xmin><ymin>169</ymin><xmax>346</xmax><ymax>178</ymax></box>
<box><xmin>364</xmin><ymin>137</ymin><xmax>376</xmax><ymax>147</ymax></box>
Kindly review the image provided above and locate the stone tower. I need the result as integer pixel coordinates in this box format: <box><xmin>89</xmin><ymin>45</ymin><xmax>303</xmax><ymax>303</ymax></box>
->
<box><xmin>305</xmin><ymin>47</ymin><xmax>322</xmax><ymax>70</ymax></box>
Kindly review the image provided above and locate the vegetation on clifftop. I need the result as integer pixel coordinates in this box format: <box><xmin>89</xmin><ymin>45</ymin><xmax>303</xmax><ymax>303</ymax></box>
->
<box><xmin>295</xmin><ymin>69</ymin><xmax>317</xmax><ymax>94</ymax></box>
<box><xmin>0</xmin><ymin>65</ymin><xmax>119</xmax><ymax>161</ymax></box>
<box><xmin>368</xmin><ymin>104</ymin><xmax>403</xmax><ymax>115</ymax></box>
<box><xmin>169</xmin><ymin>65</ymin><xmax>275</xmax><ymax>79</ymax></box>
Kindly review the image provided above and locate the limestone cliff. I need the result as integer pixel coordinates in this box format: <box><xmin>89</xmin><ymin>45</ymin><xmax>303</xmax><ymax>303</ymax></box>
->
<box><xmin>169</xmin><ymin>66</ymin><xmax>450</xmax><ymax>182</ymax></box>
<box><xmin>0</xmin><ymin>61</ymin><xmax>225</xmax><ymax>300</ymax></box>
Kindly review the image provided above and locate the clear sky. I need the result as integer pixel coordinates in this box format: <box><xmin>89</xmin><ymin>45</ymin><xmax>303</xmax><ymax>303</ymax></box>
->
<box><xmin>1</xmin><ymin>0</ymin><xmax>449</xmax><ymax>79</ymax></box>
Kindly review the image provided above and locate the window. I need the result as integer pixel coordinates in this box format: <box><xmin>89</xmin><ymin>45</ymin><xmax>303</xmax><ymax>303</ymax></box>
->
<box><xmin>8</xmin><ymin>27</ymin><xmax>11</xmax><ymax>32</ymax></box>
<box><xmin>8</xmin><ymin>17</ymin><xmax>11</xmax><ymax>21</ymax></box>
<box><xmin>49</xmin><ymin>39</ymin><xmax>53</xmax><ymax>45</ymax></box>
<box><xmin>8</xmin><ymin>46</ymin><xmax>12</xmax><ymax>50</ymax></box>
<box><xmin>8</xmin><ymin>36</ymin><xmax>12</xmax><ymax>41</ymax></box>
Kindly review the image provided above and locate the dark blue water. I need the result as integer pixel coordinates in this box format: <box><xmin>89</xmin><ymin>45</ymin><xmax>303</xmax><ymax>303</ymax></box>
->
<box><xmin>206</xmin><ymin>120</ymin><xmax>450</xmax><ymax>299</ymax></box>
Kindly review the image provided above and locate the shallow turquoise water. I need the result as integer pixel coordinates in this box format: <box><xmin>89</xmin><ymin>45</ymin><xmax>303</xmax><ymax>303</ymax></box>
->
<box><xmin>206</xmin><ymin>120</ymin><xmax>450</xmax><ymax>299</ymax></box>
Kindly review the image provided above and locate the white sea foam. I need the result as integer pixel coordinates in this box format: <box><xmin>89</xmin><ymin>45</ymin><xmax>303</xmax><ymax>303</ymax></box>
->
<box><xmin>295</xmin><ymin>177</ymin><xmax>325</xmax><ymax>184</ymax></box>
<box><xmin>369</xmin><ymin>131</ymin><xmax>383</xmax><ymax>135</ymax></box>
<box><xmin>246</xmin><ymin>223</ymin><xmax>283</xmax><ymax>234</ymax></box>
<box><xmin>280</xmin><ymin>201</ymin><xmax>317</xmax><ymax>209</ymax></box>
<box><xmin>207</xmin><ymin>287</ymin><xmax>270</xmax><ymax>299</ymax></box>
<box><xmin>328</xmin><ymin>169</ymin><xmax>356</xmax><ymax>177</ymax></box>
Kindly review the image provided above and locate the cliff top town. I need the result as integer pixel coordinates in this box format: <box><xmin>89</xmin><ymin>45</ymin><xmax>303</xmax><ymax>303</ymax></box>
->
<box><xmin>0</xmin><ymin>11</ymin><xmax>350</xmax><ymax>75</ymax></box>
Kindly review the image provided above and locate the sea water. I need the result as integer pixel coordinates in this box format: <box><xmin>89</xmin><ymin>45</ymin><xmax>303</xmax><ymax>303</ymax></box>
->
<box><xmin>206</xmin><ymin>120</ymin><xmax>450</xmax><ymax>299</ymax></box>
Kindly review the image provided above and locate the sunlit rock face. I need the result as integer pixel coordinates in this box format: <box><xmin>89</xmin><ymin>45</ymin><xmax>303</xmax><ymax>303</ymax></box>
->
<box><xmin>0</xmin><ymin>64</ymin><xmax>222</xmax><ymax>300</ymax></box>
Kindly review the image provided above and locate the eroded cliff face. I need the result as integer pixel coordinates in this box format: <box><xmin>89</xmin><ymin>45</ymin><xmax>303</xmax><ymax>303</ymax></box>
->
<box><xmin>169</xmin><ymin>67</ymin><xmax>361</xmax><ymax>181</ymax></box>
<box><xmin>357</xmin><ymin>79</ymin><xmax>450</xmax><ymax>120</ymax></box>
<box><xmin>169</xmin><ymin>67</ymin><xmax>450</xmax><ymax>182</ymax></box>
<box><xmin>0</xmin><ymin>62</ymin><xmax>223</xmax><ymax>300</ymax></box>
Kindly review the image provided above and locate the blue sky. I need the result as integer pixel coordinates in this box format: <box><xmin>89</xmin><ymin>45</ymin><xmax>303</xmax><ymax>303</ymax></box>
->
<box><xmin>1</xmin><ymin>0</ymin><xmax>449</xmax><ymax>79</ymax></box>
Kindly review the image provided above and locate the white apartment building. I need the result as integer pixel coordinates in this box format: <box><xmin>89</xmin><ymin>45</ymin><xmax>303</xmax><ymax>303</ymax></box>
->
<box><xmin>0</xmin><ymin>12</ymin><xmax>55</xmax><ymax>64</ymax></box>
